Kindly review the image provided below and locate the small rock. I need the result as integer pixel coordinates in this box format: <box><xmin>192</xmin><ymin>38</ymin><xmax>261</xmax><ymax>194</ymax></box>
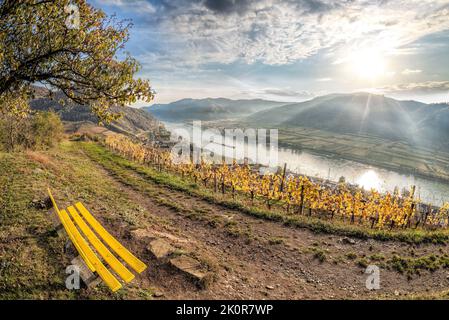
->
<box><xmin>394</xmin><ymin>290</ymin><xmax>400</xmax><ymax>296</ymax></box>
<box><xmin>153</xmin><ymin>291</ymin><xmax>164</xmax><ymax>298</ymax></box>
<box><xmin>147</xmin><ymin>239</ymin><xmax>174</xmax><ymax>259</ymax></box>
<box><xmin>170</xmin><ymin>255</ymin><xmax>207</xmax><ymax>282</ymax></box>
<box><xmin>341</xmin><ymin>237</ymin><xmax>356</xmax><ymax>245</ymax></box>
<box><xmin>130</xmin><ymin>229</ymin><xmax>153</xmax><ymax>240</ymax></box>
<box><xmin>266</xmin><ymin>285</ymin><xmax>275</xmax><ymax>290</ymax></box>
<box><xmin>31</xmin><ymin>197</ymin><xmax>51</xmax><ymax>210</ymax></box>
<box><xmin>33</xmin><ymin>168</ymin><xmax>43</xmax><ymax>174</ymax></box>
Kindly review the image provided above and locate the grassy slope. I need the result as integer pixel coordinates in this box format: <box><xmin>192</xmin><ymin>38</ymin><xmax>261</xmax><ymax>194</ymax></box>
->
<box><xmin>0</xmin><ymin>142</ymin><xmax>156</xmax><ymax>299</ymax></box>
<box><xmin>1</xmin><ymin>140</ymin><xmax>449</xmax><ymax>299</ymax></box>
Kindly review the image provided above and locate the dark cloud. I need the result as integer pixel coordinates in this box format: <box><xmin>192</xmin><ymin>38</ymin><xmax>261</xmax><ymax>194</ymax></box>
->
<box><xmin>202</xmin><ymin>0</ymin><xmax>341</xmax><ymax>15</ymax></box>
<box><xmin>300</xmin><ymin>0</ymin><xmax>335</xmax><ymax>13</ymax></box>
<box><xmin>288</xmin><ymin>0</ymin><xmax>347</xmax><ymax>14</ymax></box>
<box><xmin>203</xmin><ymin>0</ymin><xmax>251</xmax><ymax>15</ymax></box>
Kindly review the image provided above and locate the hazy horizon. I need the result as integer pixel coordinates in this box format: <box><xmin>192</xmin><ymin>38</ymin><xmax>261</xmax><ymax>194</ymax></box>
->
<box><xmin>136</xmin><ymin>91</ymin><xmax>449</xmax><ymax>108</ymax></box>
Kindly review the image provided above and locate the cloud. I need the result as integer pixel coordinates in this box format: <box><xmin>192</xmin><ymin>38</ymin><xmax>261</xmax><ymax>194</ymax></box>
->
<box><xmin>402</xmin><ymin>69</ymin><xmax>422</xmax><ymax>75</ymax></box>
<box><xmin>316</xmin><ymin>77</ymin><xmax>332</xmax><ymax>82</ymax></box>
<box><xmin>203</xmin><ymin>0</ymin><xmax>251</xmax><ymax>15</ymax></box>
<box><xmin>146</xmin><ymin>0</ymin><xmax>449</xmax><ymax>66</ymax></box>
<box><xmin>260</xmin><ymin>88</ymin><xmax>315</xmax><ymax>98</ymax></box>
<box><xmin>94</xmin><ymin>0</ymin><xmax>157</xmax><ymax>13</ymax></box>
<box><xmin>94</xmin><ymin>0</ymin><xmax>449</xmax><ymax>67</ymax></box>
<box><xmin>240</xmin><ymin>87</ymin><xmax>317</xmax><ymax>101</ymax></box>
<box><xmin>378</xmin><ymin>81</ymin><xmax>449</xmax><ymax>94</ymax></box>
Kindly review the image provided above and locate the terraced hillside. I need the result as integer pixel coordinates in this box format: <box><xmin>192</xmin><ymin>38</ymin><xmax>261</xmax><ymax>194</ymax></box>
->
<box><xmin>1</xmin><ymin>138</ymin><xmax>449</xmax><ymax>299</ymax></box>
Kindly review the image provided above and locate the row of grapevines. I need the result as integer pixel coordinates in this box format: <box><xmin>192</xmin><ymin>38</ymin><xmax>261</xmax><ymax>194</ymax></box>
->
<box><xmin>104</xmin><ymin>134</ymin><xmax>449</xmax><ymax>230</ymax></box>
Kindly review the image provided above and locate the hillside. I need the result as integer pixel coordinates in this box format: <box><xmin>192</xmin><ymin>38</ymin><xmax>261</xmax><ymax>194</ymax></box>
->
<box><xmin>30</xmin><ymin>88</ymin><xmax>165</xmax><ymax>138</ymax></box>
<box><xmin>142</xmin><ymin>98</ymin><xmax>287</xmax><ymax>121</ymax></box>
<box><xmin>248</xmin><ymin>93</ymin><xmax>449</xmax><ymax>148</ymax></box>
<box><xmin>2</xmin><ymin>138</ymin><xmax>449</xmax><ymax>299</ymax></box>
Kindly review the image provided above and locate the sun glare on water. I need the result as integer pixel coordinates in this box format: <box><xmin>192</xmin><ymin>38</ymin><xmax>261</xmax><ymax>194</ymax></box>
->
<box><xmin>357</xmin><ymin>170</ymin><xmax>382</xmax><ymax>191</ymax></box>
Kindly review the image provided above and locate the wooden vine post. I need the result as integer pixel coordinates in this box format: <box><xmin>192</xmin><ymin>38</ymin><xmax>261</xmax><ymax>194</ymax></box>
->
<box><xmin>299</xmin><ymin>184</ymin><xmax>305</xmax><ymax>215</ymax></box>
<box><xmin>279</xmin><ymin>163</ymin><xmax>287</xmax><ymax>193</ymax></box>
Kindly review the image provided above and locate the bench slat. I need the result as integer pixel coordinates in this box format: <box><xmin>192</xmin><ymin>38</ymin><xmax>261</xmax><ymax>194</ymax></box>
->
<box><xmin>48</xmin><ymin>188</ymin><xmax>96</xmax><ymax>272</ymax></box>
<box><xmin>56</xmin><ymin>208</ymin><xmax>96</xmax><ymax>272</ymax></box>
<box><xmin>67</xmin><ymin>206</ymin><xmax>135</xmax><ymax>283</ymax></box>
<box><xmin>75</xmin><ymin>202</ymin><xmax>147</xmax><ymax>273</ymax></box>
<box><xmin>60</xmin><ymin>209</ymin><xmax>122</xmax><ymax>292</ymax></box>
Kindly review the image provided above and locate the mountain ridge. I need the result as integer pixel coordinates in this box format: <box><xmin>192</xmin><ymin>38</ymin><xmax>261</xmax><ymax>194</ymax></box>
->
<box><xmin>143</xmin><ymin>97</ymin><xmax>288</xmax><ymax>121</ymax></box>
<box><xmin>142</xmin><ymin>93</ymin><xmax>449</xmax><ymax>149</ymax></box>
<box><xmin>248</xmin><ymin>92</ymin><xmax>449</xmax><ymax>146</ymax></box>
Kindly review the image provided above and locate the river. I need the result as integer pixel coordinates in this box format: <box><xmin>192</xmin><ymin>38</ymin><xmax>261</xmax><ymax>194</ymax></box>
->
<box><xmin>162</xmin><ymin>121</ymin><xmax>449</xmax><ymax>205</ymax></box>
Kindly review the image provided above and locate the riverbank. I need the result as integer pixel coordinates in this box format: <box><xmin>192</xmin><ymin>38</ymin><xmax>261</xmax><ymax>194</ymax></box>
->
<box><xmin>277</xmin><ymin>139</ymin><xmax>449</xmax><ymax>187</ymax></box>
<box><xmin>160</xmin><ymin>120</ymin><xmax>449</xmax><ymax>204</ymax></box>
<box><xmin>200</xmin><ymin>120</ymin><xmax>449</xmax><ymax>186</ymax></box>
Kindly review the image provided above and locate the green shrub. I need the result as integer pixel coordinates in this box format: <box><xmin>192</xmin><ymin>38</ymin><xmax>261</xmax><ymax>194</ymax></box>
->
<box><xmin>31</xmin><ymin>111</ymin><xmax>64</xmax><ymax>149</ymax></box>
<box><xmin>0</xmin><ymin>111</ymin><xmax>63</xmax><ymax>151</ymax></box>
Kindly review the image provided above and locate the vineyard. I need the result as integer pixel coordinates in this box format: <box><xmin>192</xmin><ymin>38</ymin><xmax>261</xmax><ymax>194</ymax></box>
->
<box><xmin>104</xmin><ymin>134</ymin><xmax>449</xmax><ymax>230</ymax></box>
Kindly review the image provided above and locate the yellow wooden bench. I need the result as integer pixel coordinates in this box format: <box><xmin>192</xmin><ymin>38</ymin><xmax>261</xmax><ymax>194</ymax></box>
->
<box><xmin>47</xmin><ymin>188</ymin><xmax>147</xmax><ymax>292</ymax></box>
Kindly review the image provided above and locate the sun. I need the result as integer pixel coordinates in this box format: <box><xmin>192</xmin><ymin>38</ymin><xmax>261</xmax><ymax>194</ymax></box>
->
<box><xmin>350</xmin><ymin>49</ymin><xmax>387</xmax><ymax>79</ymax></box>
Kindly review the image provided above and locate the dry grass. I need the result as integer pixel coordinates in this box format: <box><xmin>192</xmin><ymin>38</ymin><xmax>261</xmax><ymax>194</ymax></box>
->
<box><xmin>25</xmin><ymin>150</ymin><xmax>54</xmax><ymax>168</ymax></box>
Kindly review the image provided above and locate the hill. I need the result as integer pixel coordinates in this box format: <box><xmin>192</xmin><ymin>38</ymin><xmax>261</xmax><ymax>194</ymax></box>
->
<box><xmin>248</xmin><ymin>93</ymin><xmax>449</xmax><ymax>148</ymax></box>
<box><xmin>142</xmin><ymin>98</ymin><xmax>287</xmax><ymax>121</ymax></box>
<box><xmin>30</xmin><ymin>87</ymin><xmax>166</xmax><ymax>138</ymax></box>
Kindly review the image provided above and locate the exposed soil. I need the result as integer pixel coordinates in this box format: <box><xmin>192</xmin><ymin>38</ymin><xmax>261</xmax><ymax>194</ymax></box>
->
<box><xmin>82</xmin><ymin>151</ymin><xmax>449</xmax><ymax>299</ymax></box>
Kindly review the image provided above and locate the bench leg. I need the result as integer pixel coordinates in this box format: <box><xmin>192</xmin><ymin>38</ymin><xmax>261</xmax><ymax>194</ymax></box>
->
<box><xmin>48</xmin><ymin>208</ymin><xmax>65</xmax><ymax>235</ymax></box>
<box><xmin>71</xmin><ymin>256</ymin><xmax>102</xmax><ymax>288</ymax></box>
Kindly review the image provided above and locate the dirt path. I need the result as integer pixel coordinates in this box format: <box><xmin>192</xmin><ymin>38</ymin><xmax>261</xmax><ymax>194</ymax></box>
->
<box><xmin>84</xmin><ymin>151</ymin><xmax>449</xmax><ymax>300</ymax></box>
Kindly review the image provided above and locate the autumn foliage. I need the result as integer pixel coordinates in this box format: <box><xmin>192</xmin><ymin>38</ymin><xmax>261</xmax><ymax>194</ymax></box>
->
<box><xmin>105</xmin><ymin>134</ymin><xmax>449</xmax><ymax>230</ymax></box>
<box><xmin>0</xmin><ymin>0</ymin><xmax>154</xmax><ymax>121</ymax></box>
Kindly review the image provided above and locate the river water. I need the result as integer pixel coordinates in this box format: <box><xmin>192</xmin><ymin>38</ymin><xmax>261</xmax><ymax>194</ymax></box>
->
<box><xmin>163</xmin><ymin>121</ymin><xmax>449</xmax><ymax>205</ymax></box>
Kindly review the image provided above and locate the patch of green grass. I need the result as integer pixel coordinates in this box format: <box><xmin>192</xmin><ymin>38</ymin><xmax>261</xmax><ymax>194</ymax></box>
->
<box><xmin>156</xmin><ymin>196</ymin><xmax>191</xmax><ymax>213</ymax></box>
<box><xmin>268</xmin><ymin>237</ymin><xmax>284</xmax><ymax>245</ymax></box>
<box><xmin>136</xmin><ymin>288</ymin><xmax>155</xmax><ymax>300</ymax></box>
<box><xmin>357</xmin><ymin>258</ymin><xmax>369</xmax><ymax>268</ymax></box>
<box><xmin>205</xmin><ymin>216</ymin><xmax>221</xmax><ymax>228</ymax></box>
<box><xmin>313</xmin><ymin>249</ymin><xmax>327</xmax><ymax>263</ymax></box>
<box><xmin>388</xmin><ymin>254</ymin><xmax>449</xmax><ymax>275</ymax></box>
<box><xmin>345</xmin><ymin>252</ymin><xmax>357</xmax><ymax>260</ymax></box>
<box><xmin>404</xmin><ymin>289</ymin><xmax>449</xmax><ymax>300</ymax></box>
<box><xmin>225</xmin><ymin>225</ymin><xmax>243</xmax><ymax>238</ymax></box>
<box><xmin>80</xmin><ymin>142</ymin><xmax>449</xmax><ymax>245</ymax></box>
<box><xmin>369</xmin><ymin>254</ymin><xmax>386</xmax><ymax>262</ymax></box>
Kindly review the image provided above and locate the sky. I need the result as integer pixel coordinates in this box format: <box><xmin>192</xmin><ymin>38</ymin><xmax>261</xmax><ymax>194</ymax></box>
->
<box><xmin>89</xmin><ymin>0</ymin><xmax>449</xmax><ymax>105</ymax></box>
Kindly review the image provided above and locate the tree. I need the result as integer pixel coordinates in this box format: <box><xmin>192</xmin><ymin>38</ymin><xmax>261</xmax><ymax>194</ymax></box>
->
<box><xmin>0</xmin><ymin>0</ymin><xmax>154</xmax><ymax>121</ymax></box>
